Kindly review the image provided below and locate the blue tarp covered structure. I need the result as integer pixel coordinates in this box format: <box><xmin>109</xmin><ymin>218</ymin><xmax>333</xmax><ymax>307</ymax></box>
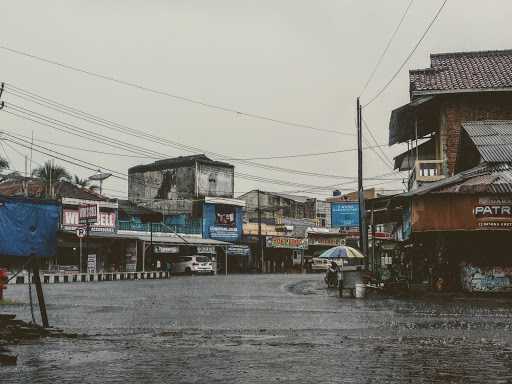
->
<box><xmin>0</xmin><ymin>195</ymin><xmax>60</xmax><ymax>257</ymax></box>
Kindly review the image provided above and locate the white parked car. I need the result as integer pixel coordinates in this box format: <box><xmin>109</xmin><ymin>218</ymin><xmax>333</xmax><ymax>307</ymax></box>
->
<box><xmin>170</xmin><ymin>255</ymin><xmax>214</xmax><ymax>275</ymax></box>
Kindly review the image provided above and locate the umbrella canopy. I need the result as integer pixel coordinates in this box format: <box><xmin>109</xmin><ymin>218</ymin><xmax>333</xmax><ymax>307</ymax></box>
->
<box><xmin>318</xmin><ymin>246</ymin><xmax>365</xmax><ymax>259</ymax></box>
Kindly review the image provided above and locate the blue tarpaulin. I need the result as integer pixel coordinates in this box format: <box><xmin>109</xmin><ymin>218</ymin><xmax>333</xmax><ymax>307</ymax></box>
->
<box><xmin>0</xmin><ymin>196</ymin><xmax>60</xmax><ymax>257</ymax></box>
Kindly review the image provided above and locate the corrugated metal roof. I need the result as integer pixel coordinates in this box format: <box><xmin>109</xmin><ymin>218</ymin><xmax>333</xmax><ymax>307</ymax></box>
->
<box><xmin>462</xmin><ymin>121</ymin><xmax>512</xmax><ymax>162</ymax></box>
<box><xmin>401</xmin><ymin>162</ymin><xmax>512</xmax><ymax>196</ymax></box>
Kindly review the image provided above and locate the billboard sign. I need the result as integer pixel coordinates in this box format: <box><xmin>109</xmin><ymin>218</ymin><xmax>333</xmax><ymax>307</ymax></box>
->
<box><xmin>331</xmin><ymin>202</ymin><xmax>359</xmax><ymax>228</ymax></box>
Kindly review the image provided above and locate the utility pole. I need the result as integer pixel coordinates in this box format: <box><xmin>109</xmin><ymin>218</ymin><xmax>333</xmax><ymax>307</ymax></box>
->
<box><xmin>356</xmin><ymin>98</ymin><xmax>368</xmax><ymax>257</ymax></box>
<box><xmin>257</xmin><ymin>189</ymin><xmax>263</xmax><ymax>273</ymax></box>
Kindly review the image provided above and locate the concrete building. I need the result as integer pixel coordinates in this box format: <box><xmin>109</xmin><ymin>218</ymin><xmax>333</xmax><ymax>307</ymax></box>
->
<box><xmin>238</xmin><ymin>190</ymin><xmax>330</xmax><ymax>228</ymax></box>
<box><xmin>128</xmin><ymin>154</ymin><xmax>234</xmax><ymax>203</ymax></box>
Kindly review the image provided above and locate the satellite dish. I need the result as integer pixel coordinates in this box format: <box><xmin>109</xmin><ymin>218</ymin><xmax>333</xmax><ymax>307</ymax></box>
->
<box><xmin>89</xmin><ymin>170</ymin><xmax>112</xmax><ymax>195</ymax></box>
<box><xmin>89</xmin><ymin>171</ymin><xmax>112</xmax><ymax>181</ymax></box>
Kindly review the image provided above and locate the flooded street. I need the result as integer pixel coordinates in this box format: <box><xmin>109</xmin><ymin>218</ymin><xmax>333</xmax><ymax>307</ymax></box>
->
<box><xmin>3</xmin><ymin>274</ymin><xmax>512</xmax><ymax>383</ymax></box>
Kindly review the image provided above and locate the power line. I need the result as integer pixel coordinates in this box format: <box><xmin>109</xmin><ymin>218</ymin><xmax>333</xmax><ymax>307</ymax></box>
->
<box><xmin>4</xmin><ymin>89</ymin><xmax>400</xmax><ymax>181</ymax></box>
<box><xmin>359</xmin><ymin>0</ymin><xmax>415</xmax><ymax>96</ymax></box>
<box><xmin>2</xmin><ymin>114</ymin><xmax>359</xmax><ymax>190</ymax></box>
<box><xmin>362</xmin><ymin>0</ymin><xmax>448</xmax><ymax>107</ymax></box>
<box><xmin>362</xmin><ymin>117</ymin><xmax>395</xmax><ymax>170</ymax></box>
<box><xmin>0</xmin><ymin>46</ymin><xmax>354</xmax><ymax>137</ymax></box>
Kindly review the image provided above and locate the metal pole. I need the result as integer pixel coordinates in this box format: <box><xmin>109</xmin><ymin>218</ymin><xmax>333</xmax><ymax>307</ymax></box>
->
<box><xmin>79</xmin><ymin>237</ymin><xmax>83</xmax><ymax>274</ymax></box>
<box><xmin>150</xmin><ymin>223</ymin><xmax>153</xmax><ymax>271</ymax></box>
<box><xmin>356</xmin><ymin>98</ymin><xmax>368</xmax><ymax>256</ymax></box>
<box><xmin>257</xmin><ymin>189</ymin><xmax>262</xmax><ymax>272</ymax></box>
<box><xmin>142</xmin><ymin>240</ymin><xmax>146</xmax><ymax>273</ymax></box>
<box><xmin>225</xmin><ymin>246</ymin><xmax>228</xmax><ymax>276</ymax></box>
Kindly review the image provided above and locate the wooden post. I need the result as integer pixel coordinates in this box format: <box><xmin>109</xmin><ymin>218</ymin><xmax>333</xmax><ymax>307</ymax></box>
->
<box><xmin>32</xmin><ymin>259</ymin><xmax>49</xmax><ymax>328</ymax></box>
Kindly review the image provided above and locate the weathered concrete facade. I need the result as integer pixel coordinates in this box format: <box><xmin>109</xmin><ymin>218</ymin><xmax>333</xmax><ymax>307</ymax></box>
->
<box><xmin>128</xmin><ymin>155</ymin><xmax>234</xmax><ymax>204</ymax></box>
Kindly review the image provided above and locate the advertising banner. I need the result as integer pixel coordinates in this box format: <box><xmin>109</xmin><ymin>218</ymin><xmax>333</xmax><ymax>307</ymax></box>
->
<box><xmin>63</xmin><ymin>209</ymin><xmax>116</xmax><ymax>233</ymax></box>
<box><xmin>227</xmin><ymin>244</ymin><xmax>251</xmax><ymax>257</ymax></box>
<box><xmin>266</xmin><ymin>236</ymin><xmax>307</xmax><ymax>249</ymax></box>
<box><xmin>331</xmin><ymin>202</ymin><xmax>359</xmax><ymax>228</ymax></box>
<box><xmin>87</xmin><ymin>254</ymin><xmax>97</xmax><ymax>274</ymax></box>
<box><xmin>209</xmin><ymin>226</ymin><xmax>239</xmax><ymax>241</ymax></box>
<box><xmin>473</xmin><ymin>197</ymin><xmax>512</xmax><ymax>229</ymax></box>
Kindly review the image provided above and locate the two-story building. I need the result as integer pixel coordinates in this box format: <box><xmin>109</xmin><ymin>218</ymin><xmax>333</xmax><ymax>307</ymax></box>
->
<box><xmin>390</xmin><ymin>49</ymin><xmax>512</xmax><ymax>190</ymax></box>
<box><xmin>383</xmin><ymin>49</ymin><xmax>512</xmax><ymax>292</ymax></box>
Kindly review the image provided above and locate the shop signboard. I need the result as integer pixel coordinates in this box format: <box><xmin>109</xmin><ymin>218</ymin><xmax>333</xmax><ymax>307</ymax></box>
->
<box><xmin>62</xmin><ymin>198</ymin><xmax>118</xmax><ymax>233</ymax></box>
<box><xmin>197</xmin><ymin>246</ymin><xmax>216</xmax><ymax>254</ymax></box>
<box><xmin>79</xmin><ymin>204</ymin><xmax>98</xmax><ymax>225</ymax></box>
<box><xmin>473</xmin><ymin>197</ymin><xmax>512</xmax><ymax>229</ymax></box>
<box><xmin>227</xmin><ymin>244</ymin><xmax>251</xmax><ymax>257</ymax></box>
<box><xmin>209</xmin><ymin>226</ymin><xmax>239</xmax><ymax>241</ymax></box>
<box><xmin>87</xmin><ymin>254</ymin><xmax>97</xmax><ymax>273</ymax></box>
<box><xmin>307</xmin><ymin>236</ymin><xmax>345</xmax><ymax>247</ymax></box>
<box><xmin>331</xmin><ymin>202</ymin><xmax>359</xmax><ymax>228</ymax></box>
<box><xmin>266</xmin><ymin>236</ymin><xmax>307</xmax><ymax>250</ymax></box>
<box><xmin>153</xmin><ymin>245</ymin><xmax>179</xmax><ymax>254</ymax></box>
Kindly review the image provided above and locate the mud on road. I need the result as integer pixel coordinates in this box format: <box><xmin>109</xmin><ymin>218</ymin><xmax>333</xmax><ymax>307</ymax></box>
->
<box><xmin>2</xmin><ymin>274</ymin><xmax>512</xmax><ymax>383</ymax></box>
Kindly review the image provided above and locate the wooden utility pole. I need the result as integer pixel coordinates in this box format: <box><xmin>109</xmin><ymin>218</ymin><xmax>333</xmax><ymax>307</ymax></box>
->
<box><xmin>356</xmin><ymin>98</ymin><xmax>368</xmax><ymax>257</ymax></box>
<box><xmin>32</xmin><ymin>258</ymin><xmax>49</xmax><ymax>328</ymax></box>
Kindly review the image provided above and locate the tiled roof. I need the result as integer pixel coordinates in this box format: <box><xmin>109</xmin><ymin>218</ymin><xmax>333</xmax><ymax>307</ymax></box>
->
<box><xmin>462</xmin><ymin>121</ymin><xmax>512</xmax><ymax>163</ymax></box>
<box><xmin>410</xmin><ymin>49</ymin><xmax>512</xmax><ymax>95</ymax></box>
<box><xmin>0</xmin><ymin>179</ymin><xmax>108</xmax><ymax>201</ymax></box>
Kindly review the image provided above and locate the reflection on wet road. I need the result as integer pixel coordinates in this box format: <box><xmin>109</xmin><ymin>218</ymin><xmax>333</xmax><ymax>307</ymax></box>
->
<box><xmin>3</xmin><ymin>274</ymin><xmax>512</xmax><ymax>383</ymax></box>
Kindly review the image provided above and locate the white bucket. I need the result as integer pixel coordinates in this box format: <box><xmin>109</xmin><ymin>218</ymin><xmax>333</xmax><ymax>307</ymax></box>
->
<box><xmin>355</xmin><ymin>283</ymin><xmax>366</xmax><ymax>299</ymax></box>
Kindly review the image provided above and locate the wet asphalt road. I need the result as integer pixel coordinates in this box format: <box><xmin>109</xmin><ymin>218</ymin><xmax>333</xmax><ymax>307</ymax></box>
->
<box><xmin>2</xmin><ymin>274</ymin><xmax>512</xmax><ymax>384</ymax></box>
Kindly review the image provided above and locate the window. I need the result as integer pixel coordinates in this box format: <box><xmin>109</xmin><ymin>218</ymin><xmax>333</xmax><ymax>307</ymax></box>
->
<box><xmin>215</xmin><ymin>205</ymin><xmax>236</xmax><ymax>227</ymax></box>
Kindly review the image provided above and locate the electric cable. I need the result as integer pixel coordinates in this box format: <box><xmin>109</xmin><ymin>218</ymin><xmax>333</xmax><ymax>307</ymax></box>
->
<box><xmin>360</xmin><ymin>0</ymin><xmax>415</xmax><ymax>96</ymax></box>
<box><xmin>363</xmin><ymin>0</ymin><xmax>448</xmax><ymax>107</ymax></box>
<box><xmin>0</xmin><ymin>46</ymin><xmax>353</xmax><ymax>136</ymax></box>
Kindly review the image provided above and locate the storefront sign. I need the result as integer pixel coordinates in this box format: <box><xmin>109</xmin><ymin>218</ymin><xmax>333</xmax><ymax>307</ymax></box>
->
<box><xmin>307</xmin><ymin>236</ymin><xmax>345</xmax><ymax>247</ymax></box>
<box><xmin>209</xmin><ymin>226</ymin><xmax>239</xmax><ymax>241</ymax></box>
<box><xmin>79</xmin><ymin>204</ymin><xmax>98</xmax><ymax>224</ymax></box>
<box><xmin>87</xmin><ymin>254</ymin><xmax>96</xmax><ymax>273</ymax></box>
<box><xmin>227</xmin><ymin>244</ymin><xmax>251</xmax><ymax>257</ymax></box>
<box><xmin>474</xmin><ymin>198</ymin><xmax>512</xmax><ymax>228</ymax></box>
<box><xmin>197</xmin><ymin>246</ymin><xmax>216</xmax><ymax>254</ymax></box>
<box><xmin>331</xmin><ymin>202</ymin><xmax>359</xmax><ymax>228</ymax></box>
<box><xmin>63</xmin><ymin>209</ymin><xmax>116</xmax><ymax>233</ymax></box>
<box><xmin>153</xmin><ymin>245</ymin><xmax>179</xmax><ymax>254</ymax></box>
<box><xmin>266</xmin><ymin>236</ymin><xmax>307</xmax><ymax>249</ymax></box>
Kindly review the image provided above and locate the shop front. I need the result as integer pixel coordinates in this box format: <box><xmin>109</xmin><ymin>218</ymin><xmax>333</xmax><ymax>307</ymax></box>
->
<box><xmin>264</xmin><ymin>236</ymin><xmax>307</xmax><ymax>273</ymax></box>
<box><xmin>202</xmin><ymin>197</ymin><xmax>247</xmax><ymax>272</ymax></box>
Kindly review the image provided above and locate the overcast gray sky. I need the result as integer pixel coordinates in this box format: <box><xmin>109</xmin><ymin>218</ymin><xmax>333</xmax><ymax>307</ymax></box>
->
<box><xmin>1</xmin><ymin>0</ymin><xmax>511</xmax><ymax>199</ymax></box>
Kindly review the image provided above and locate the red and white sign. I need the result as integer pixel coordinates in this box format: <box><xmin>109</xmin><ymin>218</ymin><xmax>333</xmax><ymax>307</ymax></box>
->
<box><xmin>63</xmin><ymin>209</ymin><xmax>116</xmax><ymax>233</ymax></box>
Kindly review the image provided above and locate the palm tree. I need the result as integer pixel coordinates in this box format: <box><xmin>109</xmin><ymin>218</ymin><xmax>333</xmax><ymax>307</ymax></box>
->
<box><xmin>0</xmin><ymin>157</ymin><xmax>8</xmax><ymax>172</ymax></box>
<box><xmin>73</xmin><ymin>175</ymin><xmax>99</xmax><ymax>191</ymax></box>
<box><xmin>32</xmin><ymin>160</ymin><xmax>71</xmax><ymax>197</ymax></box>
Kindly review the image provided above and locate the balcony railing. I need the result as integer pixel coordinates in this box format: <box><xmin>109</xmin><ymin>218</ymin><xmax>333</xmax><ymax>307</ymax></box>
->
<box><xmin>118</xmin><ymin>221</ymin><xmax>202</xmax><ymax>235</ymax></box>
<box><xmin>408</xmin><ymin>160</ymin><xmax>446</xmax><ymax>190</ymax></box>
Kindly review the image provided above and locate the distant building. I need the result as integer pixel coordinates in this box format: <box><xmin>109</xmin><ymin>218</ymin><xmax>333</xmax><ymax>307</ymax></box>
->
<box><xmin>238</xmin><ymin>190</ymin><xmax>329</xmax><ymax>228</ymax></box>
<box><xmin>128</xmin><ymin>154</ymin><xmax>234</xmax><ymax>202</ymax></box>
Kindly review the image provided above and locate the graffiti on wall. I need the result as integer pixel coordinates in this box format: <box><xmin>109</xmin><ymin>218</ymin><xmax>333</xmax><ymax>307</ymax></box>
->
<box><xmin>462</xmin><ymin>264</ymin><xmax>512</xmax><ymax>292</ymax></box>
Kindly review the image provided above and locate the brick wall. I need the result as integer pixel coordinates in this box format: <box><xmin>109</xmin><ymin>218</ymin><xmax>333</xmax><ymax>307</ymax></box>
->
<box><xmin>442</xmin><ymin>93</ymin><xmax>512</xmax><ymax>175</ymax></box>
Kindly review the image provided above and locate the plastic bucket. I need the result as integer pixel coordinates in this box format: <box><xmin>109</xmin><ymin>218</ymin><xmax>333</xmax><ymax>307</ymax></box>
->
<box><xmin>355</xmin><ymin>283</ymin><xmax>366</xmax><ymax>299</ymax></box>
